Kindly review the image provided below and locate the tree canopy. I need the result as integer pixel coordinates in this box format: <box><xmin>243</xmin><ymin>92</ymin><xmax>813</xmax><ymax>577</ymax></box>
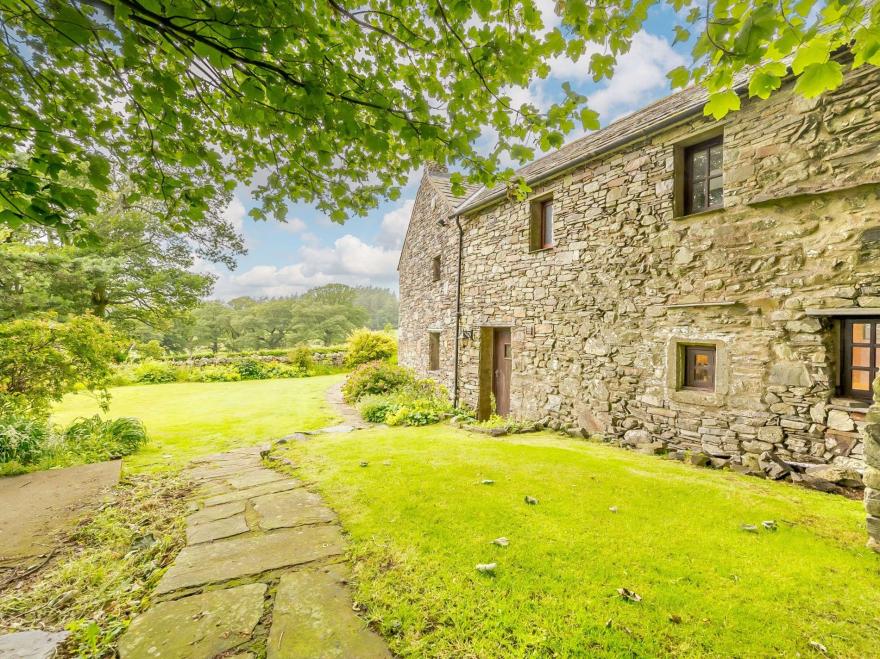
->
<box><xmin>0</xmin><ymin>187</ymin><xmax>245</xmax><ymax>328</ymax></box>
<box><xmin>2</xmin><ymin>0</ymin><xmax>877</xmax><ymax>234</ymax></box>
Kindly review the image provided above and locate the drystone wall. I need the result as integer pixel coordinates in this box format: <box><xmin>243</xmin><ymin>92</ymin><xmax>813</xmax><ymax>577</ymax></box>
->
<box><xmin>399</xmin><ymin>64</ymin><xmax>880</xmax><ymax>479</ymax></box>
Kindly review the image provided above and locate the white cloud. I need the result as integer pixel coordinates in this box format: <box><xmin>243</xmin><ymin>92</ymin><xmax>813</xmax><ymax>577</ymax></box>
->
<box><xmin>377</xmin><ymin>199</ymin><xmax>414</xmax><ymax>249</ymax></box>
<box><xmin>222</xmin><ymin>195</ymin><xmax>247</xmax><ymax>232</ymax></box>
<box><xmin>210</xmin><ymin>234</ymin><xmax>401</xmax><ymax>299</ymax></box>
<box><xmin>550</xmin><ymin>31</ymin><xmax>686</xmax><ymax>123</ymax></box>
<box><xmin>279</xmin><ymin>217</ymin><xmax>307</xmax><ymax>233</ymax></box>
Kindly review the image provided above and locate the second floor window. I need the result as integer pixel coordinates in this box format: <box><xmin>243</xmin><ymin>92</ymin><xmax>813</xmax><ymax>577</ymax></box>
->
<box><xmin>432</xmin><ymin>255</ymin><xmax>441</xmax><ymax>282</ymax></box>
<box><xmin>685</xmin><ymin>137</ymin><xmax>723</xmax><ymax>214</ymax></box>
<box><xmin>530</xmin><ymin>197</ymin><xmax>554</xmax><ymax>251</ymax></box>
<box><xmin>428</xmin><ymin>332</ymin><xmax>440</xmax><ymax>371</ymax></box>
<box><xmin>540</xmin><ymin>200</ymin><xmax>554</xmax><ymax>248</ymax></box>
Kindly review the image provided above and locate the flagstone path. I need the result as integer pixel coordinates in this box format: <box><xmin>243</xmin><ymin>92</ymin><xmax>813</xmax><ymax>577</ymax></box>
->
<box><xmin>118</xmin><ymin>442</ymin><xmax>389</xmax><ymax>658</ymax></box>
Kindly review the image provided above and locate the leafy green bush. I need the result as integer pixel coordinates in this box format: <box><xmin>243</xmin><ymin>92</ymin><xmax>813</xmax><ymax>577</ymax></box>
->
<box><xmin>235</xmin><ymin>358</ymin><xmax>266</xmax><ymax>379</ymax></box>
<box><xmin>133</xmin><ymin>360</ymin><xmax>179</xmax><ymax>384</ymax></box>
<box><xmin>357</xmin><ymin>395</ymin><xmax>399</xmax><ymax>423</ymax></box>
<box><xmin>62</xmin><ymin>416</ymin><xmax>148</xmax><ymax>462</ymax></box>
<box><xmin>0</xmin><ymin>315</ymin><xmax>124</xmax><ymax>416</ymax></box>
<box><xmin>345</xmin><ymin>329</ymin><xmax>397</xmax><ymax>367</ymax></box>
<box><xmin>190</xmin><ymin>365</ymin><xmax>242</xmax><ymax>382</ymax></box>
<box><xmin>342</xmin><ymin>361</ymin><xmax>417</xmax><ymax>403</ymax></box>
<box><xmin>0</xmin><ymin>414</ymin><xmax>53</xmax><ymax>465</ymax></box>
<box><xmin>385</xmin><ymin>399</ymin><xmax>448</xmax><ymax>426</ymax></box>
<box><xmin>288</xmin><ymin>346</ymin><xmax>314</xmax><ymax>371</ymax></box>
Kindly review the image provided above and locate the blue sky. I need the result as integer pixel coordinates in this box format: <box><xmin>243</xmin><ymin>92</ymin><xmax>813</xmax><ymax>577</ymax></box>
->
<box><xmin>202</xmin><ymin>3</ymin><xmax>689</xmax><ymax>300</ymax></box>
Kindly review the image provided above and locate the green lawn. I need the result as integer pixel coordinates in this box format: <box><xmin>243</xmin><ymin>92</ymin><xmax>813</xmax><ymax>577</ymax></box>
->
<box><xmin>53</xmin><ymin>376</ymin><xmax>342</xmax><ymax>472</ymax></box>
<box><xmin>279</xmin><ymin>426</ymin><xmax>880</xmax><ymax>658</ymax></box>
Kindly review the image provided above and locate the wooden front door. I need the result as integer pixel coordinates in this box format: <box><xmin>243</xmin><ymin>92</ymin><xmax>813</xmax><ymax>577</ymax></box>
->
<box><xmin>493</xmin><ymin>327</ymin><xmax>511</xmax><ymax>416</ymax></box>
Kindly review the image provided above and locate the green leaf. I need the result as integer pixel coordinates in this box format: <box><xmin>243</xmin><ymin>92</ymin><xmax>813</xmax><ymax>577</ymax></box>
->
<box><xmin>667</xmin><ymin>66</ymin><xmax>690</xmax><ymax>89</ymax></box>
<box><xmin>703</xmin><ymin>90</ymin><xmax>741</xmax><ymax>120</ymax></box>
<box><xmin>580</xmin><ymin>108</ymin><xmax>599</xmax><ymax>131</ymax></box>
<box><xmin>791</xmin><ymin>37</ymin><xmax>831</xmax><ymax>76</ymax></box>
<box><xmin>794</xmin><ymin>61</ymin><xmax>844</xmax><ymax>98</ymax></box>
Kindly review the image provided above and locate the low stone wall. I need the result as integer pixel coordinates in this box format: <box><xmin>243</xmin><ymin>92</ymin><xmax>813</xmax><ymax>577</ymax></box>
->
<box><xmin>170</xmin><ymin>353</ymin><xmax>347</xmax><ymax>367</ymax></box>
<box><xmin>864</xmin><ymin>379</ymin><xmax>880</xmax><ymax>553</ymax></box>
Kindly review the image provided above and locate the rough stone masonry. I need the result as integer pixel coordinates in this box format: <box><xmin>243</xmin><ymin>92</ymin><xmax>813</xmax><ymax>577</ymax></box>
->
<box><xmin>399</xmin><ymin>61</ymin><xmax>880</xmax><ymax>499</ymax></box>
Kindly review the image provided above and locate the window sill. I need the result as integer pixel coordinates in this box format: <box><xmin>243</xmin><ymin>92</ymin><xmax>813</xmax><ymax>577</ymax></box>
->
<box><xmin>829</xmin><ymin>397</ymin><xmax>871</xmax><ymax>413</ymax></box>
<box><xmin>528</xmin><ymin>246</ymin><xmax>555</xmax><ymax>254</ymax></box>
<box><xmin>670</xmin><ymin>388</ymin><xmax>723</xmax><ymax>407</ymax></box>
<box><xmin>673</xmin><ymin>205</ymin><xmax>725</xmax><ymax>221</ymax></box>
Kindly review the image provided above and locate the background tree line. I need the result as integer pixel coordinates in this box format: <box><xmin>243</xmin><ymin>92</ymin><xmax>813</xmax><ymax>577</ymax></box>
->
<box><xmin>134</xmin><ymin>284</ymin><xmax>399</xmax><ymax>355</ymax></box>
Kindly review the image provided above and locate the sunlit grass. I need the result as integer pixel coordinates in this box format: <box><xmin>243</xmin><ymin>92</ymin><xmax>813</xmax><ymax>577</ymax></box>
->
<box><xmin>282</xmin><ymin>425</ymin><xmax>880</xmax><ymax>658</ymax></box>
<box><xmin>54</xmin><ymin>376</ymin><xmax>343</xmax><ymax>473</ymax></box>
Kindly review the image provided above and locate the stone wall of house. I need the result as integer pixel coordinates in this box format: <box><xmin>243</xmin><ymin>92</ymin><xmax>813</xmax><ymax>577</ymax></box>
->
<box><xmin>865</xmin><ymin>379</ymin><xmax>880</xmax><ymax>552</ymax></box>
<box><xmin>405</xmin><ymin>64</ymin><xmax>880</xmax><ymax>475</ymax></box>
<box><xmin>397</xmin><ymin>173</ymin><xmax>460</xmax><ymax>395</ymax></box>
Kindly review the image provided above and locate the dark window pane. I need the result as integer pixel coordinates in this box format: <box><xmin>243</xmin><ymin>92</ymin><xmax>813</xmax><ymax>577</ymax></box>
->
<box><xmin>684</xmin><ymin>346</ymin><xmax>716</xmax><ymax>390</ymax></box>
<box><xmin>691</xmin><ymin>185</ymin><xmax>706</xmax><ymax>212</ymax></box>
<box><xmin>691</xmin><ymin>150</ymin><xmax>707</xmax><ymax>178</ymax></box>
<box><xmin>709</xmin><ymin>146</ymin><xmax>723</xmax><ymax>174</ymax></box>
<box><xmin>708</xmin><ymin>176</ymin><xmax>723</xmax><ymax>207</ymax></box>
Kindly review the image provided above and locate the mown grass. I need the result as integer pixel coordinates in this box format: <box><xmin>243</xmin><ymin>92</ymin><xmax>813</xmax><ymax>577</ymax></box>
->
<box><xmin>53</xmin><ymin>375</ymin><xmax>343</xmax><ymax>473</ymax></box>
<box><xmin>281</xmin><ymin>425</ymin><xmax>880</xmax><ymax>658</ymax></box>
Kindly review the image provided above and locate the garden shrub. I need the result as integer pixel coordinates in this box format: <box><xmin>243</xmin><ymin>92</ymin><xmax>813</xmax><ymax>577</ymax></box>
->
<box><xmin>385</xmin><ymin>399</ymin><xmax>448</xmax><ymax>426</ymax></box>
<box><xmin>287</xmin><ymin>346</ymin><xmax>314</xmax><ymax>371</ymax></box>
<box><xmin>132</xmin><ymin>360</ymin><xmax>179</xmax><ymax>384</ymax></box>
<box><xmin>356</xmin><ymin>395</ymin><xmax>399</xmax><ymax>423</ymax></box>
<box><xmin>235</xmin><ymin>358</ymin><xmax>267</xmax><ymax>379</ymax></box>
<box><xmin>345</xmin><ymin>329</ymin><xmax>397</xmax><ymax>367</ymax></box>
<box><xmin>0</xmin><ymin>414</ymin><xmax>53</xmax><ymax>465</ymax></box>
<box><xmin>342</xmin><ymin>361</ymin><xmax>417</xmax><ymax>403</ymax></box>
<box><xmin>61</xmin><ymin>416</ymin><xmax>148</xmax><ymax>462</ymax></box>
<box><xmin>190</xmin><ymin>365</ymin><xmax>242</xmax><ymax>382</ymax></box>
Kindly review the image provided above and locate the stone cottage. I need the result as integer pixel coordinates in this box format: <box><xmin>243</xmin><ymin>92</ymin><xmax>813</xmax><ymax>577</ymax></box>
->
<box><xmin>398</xmin><ymin>62</ymin><xmax>880</xmax><ymax>478</ymax></box>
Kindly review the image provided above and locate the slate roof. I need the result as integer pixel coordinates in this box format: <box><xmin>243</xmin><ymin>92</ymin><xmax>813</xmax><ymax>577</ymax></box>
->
<box><xmin>454</xmin><ymin>79</ymin><xmax>747</xmax><ymax>216</ymax></box>
<box><xmin>427</xmin><ymin>173</ymin><xmax>482</xmax><ymax>210</ymax></box>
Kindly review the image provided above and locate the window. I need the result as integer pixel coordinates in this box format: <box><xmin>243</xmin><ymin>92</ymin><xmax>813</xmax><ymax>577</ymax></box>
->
<box><xmin>841</xmin><ymin>318</ymin><xmax>879</xmax><ymax>400</ymax></box>
<box><xmin>529</xmin><ymin>197</ymin><xmax>554</xmax><ymax>250</ymax></box>
<box><xmin>684</xmin><ymin>137</ymin><xmax>723</xmax><ymax>214</ymax></box>
<box><xmin>431</xmin><ymin>255</ymin><xmax>441</xmax><ymax>282</ymax></box>
<box><xmin>540</xmin><ymin>200</ymin><xmax>553</xmax><ymax>248</ymax></box>
<box><xmin>428</xmin><ymin>332</ymin><xmax>440</xmax><ymax>371</ymax></box>
<box><xmin>683</xmin><ymin>345</ymin><xmax>716</xmax><ymax>390</ymax></box>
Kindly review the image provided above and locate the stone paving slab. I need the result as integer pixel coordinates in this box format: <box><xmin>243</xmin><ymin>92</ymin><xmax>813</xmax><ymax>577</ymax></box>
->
<box><xmin>118</xmin><ymin>583</ymin><xmax>266</xmax><ymax>658</ymax></box>
<box><xmin>0</xmin><ymin>630</ymin><xmax>69</xmax><ymax>659</ymax></box>
<box><xmin>187</xmin><ymin>499</ymin><xmax>245</xmax><ymax>525</ymax></box>
<box><xmin>202</xmin><ymin>478</ymin><xmax>301</xmax><ymax>507</ymax></box>
<box><xmin>267</xmin><ymin>565</ymin><xmax>390</xmax><ymax>659</ymax></box>
<box><xmin>186</xmin><ymin>513</ymin><xmax>249</xmax><ymax>544</ymax></box>
<box><xmin>156</xmin><ymin>525</ymin><xmax>345</xmax><ymax>594</ymax></box>
<box><xmin>253</xmin><ymin>489</ymin><xmax>336</xmax><ymax>530</ymax></box>
<box><xmin>227</xmin><ymin>468</ymin><xmax>288</xmax><ymax>489</ymax></box>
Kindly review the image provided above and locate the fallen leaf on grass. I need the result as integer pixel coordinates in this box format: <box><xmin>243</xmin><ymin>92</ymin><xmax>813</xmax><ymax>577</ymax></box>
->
<box><xmin>491</xmin><ymin>537</ymin><xmax>509</xmax><ymax>547</ymax></box>
<box><xmin>617</xmin><ymin>587</ymin><xmax>641</xmax><ymax>602</ymax></box>
<box><xmin>668</xmin><ymin>614</ymin><xmax>682</xmax><ymax>624</ymax></box>
<box><xmin>524</xmin><ymin>495</ymin><xmax>538</xmax><ymax>505</ymax></box>
<box><xmin>740</xmin><ymin>524</ymin><xmax>759</xmax><ymax>533</ymax></box>
<box><xmin>475</xmin><ymin>562</ymin><xmax>497</xmax><ymax>574</ymax></box>
<box><xmin>809</xmin><ymin>640</ymin><xmax>828</xmax><ymax>655</ymax></box>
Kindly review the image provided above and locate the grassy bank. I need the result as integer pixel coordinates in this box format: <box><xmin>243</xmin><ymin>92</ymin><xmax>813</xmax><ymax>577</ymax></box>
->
<box><xmin>279</xmin><ymin>425</ymin><xmax>880</xmax><ymax>658</ymax></box>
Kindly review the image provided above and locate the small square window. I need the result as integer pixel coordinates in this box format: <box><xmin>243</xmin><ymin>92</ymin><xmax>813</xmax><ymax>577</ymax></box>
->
<box><xmin>683</xmin><ymin>137</ymin><xmax>723</xmax><ymax>215</ymax></box>
<box><xmin>840</xmin><ymin>318</ymin><xmax>879</xmax><ymax>400</ymax></box>
<box><xmin>431</xmin><ymin>255</ymin><xmax>441</xmax><ymax>282</ymax></box>
<box><xmin>428</xmin><ymin>332</ymin><xmax>440</xmax><ymax>371</ymax></box>
<box><xmin>683</xmin><ymin>346</ymin><xmax>716</xmax><ymax>391</ymax></box>
<box><xmin>529</xmin><ymin>197</ymin><xmax>554</xmax><ymax>250</ymax></box>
